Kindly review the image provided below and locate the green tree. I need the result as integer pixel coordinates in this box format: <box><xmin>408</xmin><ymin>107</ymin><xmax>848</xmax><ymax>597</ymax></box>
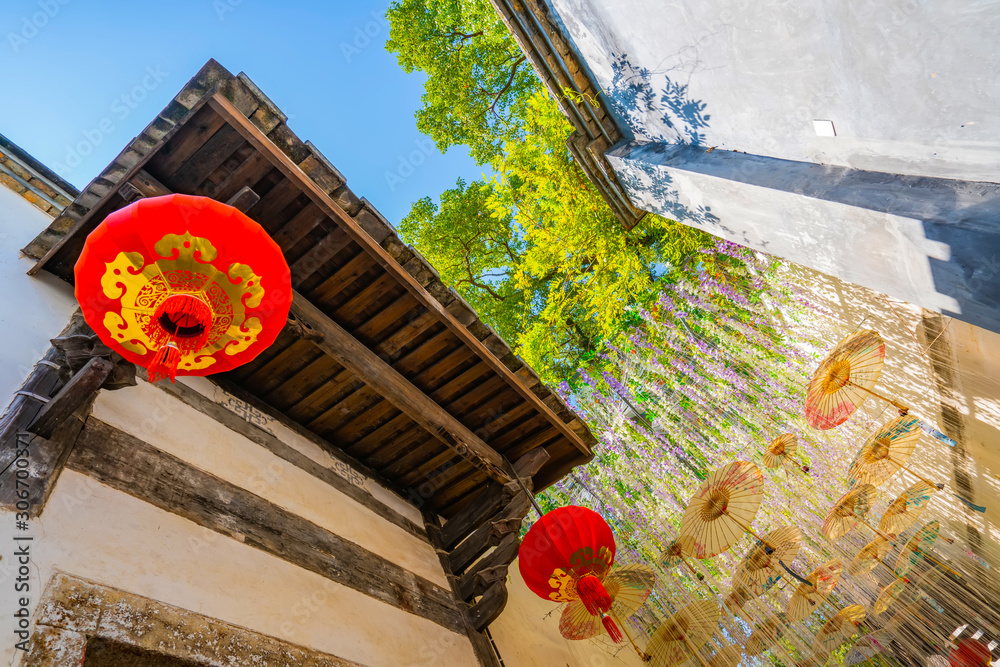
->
<box><xmin>386</xmin><ymin>0</ymin><xmax>537</xmax><ymax>163</ymax></box>
<box><xmin>388</xmin><ymin>0</ymin><xmax>730</xmax><ymax>382</ymax></box>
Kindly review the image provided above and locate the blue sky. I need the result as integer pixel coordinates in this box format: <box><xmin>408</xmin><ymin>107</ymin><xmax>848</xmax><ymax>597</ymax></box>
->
<box><xmin>0</xmin><ymin>0</ymin><xmax>483</xmax><ymax>224</ymax></box>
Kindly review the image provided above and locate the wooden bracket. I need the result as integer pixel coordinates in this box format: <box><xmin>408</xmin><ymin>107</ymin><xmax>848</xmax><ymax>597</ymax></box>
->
<box><xmin>50</xmin><ymin>332</ymin><xmax>136</xmax><ymax>391</ymax></box>
<box><xmin>457</xmin><ymin>532</ymin><xmax>521</xmax><ymax>602</ymax></box>
<box><xmin>284</xmin><ymin>310</ymin><xmax>325</xmax><ymax>343</ymax></box>
<box><xmin>225</xmin><ymin>185</ymin><xmax>260</xmax><ymax>213</ymax></box>
<box><xmin>28</xmin><ymin>357</ymin><xmax>113</xmax><ymax>439</ymax></box>
<box><xmin>468</xmin><ymin>580</ymin><xmax>509</xmax><ymax>632</ymax></box>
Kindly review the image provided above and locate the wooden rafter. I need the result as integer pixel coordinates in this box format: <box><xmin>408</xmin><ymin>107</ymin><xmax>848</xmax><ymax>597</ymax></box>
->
<box><xmin>289</xmin><ymin>290</ymin><xmax>512</xmax><ymax>484</ymax></box>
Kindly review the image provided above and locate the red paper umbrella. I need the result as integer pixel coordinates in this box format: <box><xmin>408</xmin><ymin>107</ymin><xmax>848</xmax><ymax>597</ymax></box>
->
<box><xmin>519</xmin><ymin>506</ymin><xmax>619</xmax><ymax>640</ymax></box>
<box><xmin>950</xmin><ymin>638</ymin><xmax>992</xmax><ymax>667</ymax></box>
<box><xmin>75</xmin><ymin>194</ymin><xmax>291</xmax><ymax>383</ymax></box>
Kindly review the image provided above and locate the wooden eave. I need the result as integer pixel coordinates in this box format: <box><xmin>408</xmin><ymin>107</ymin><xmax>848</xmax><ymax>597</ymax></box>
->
<box><xmin>23</xmin><ymin>59</ymin><xmax>596</xmax><ymax>517</ymax></box>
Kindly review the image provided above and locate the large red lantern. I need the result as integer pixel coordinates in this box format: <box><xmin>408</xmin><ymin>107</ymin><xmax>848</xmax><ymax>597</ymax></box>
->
<box><xmin>518</xmin><ymin>506</ymin><xmax>620</xmax><ymax>641</ymax></box>
<box><xmin>74</xmin><ymin>194</ymin><xmax>291</xmax><ymax>383</ymax></box>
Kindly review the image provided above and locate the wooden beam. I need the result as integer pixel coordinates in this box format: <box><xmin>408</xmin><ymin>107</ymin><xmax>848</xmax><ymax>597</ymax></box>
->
<box><xmin>440</xmin><ymin>482</ymin><xmax>517</xmax><ymax>551</ymax></box>
<box><xmin>468</xmin><ymin>580</ymin><xmax>509</xmax><ymax>632</ymax></box>
<box><xmin>457</xmin><ymin>529</ymin><xmax>521</xmax><ymax>601</ymax></box>
<box><xmin>28</xmin><ymin>357</ymin><xmax>112</xmax><ymax>439</ymax></box>
<box><xmin>288</xmin><ymin>290</ymin><xmax>512</xmax><ymax>485</ymax></box>
<box><xmin>69</xmin><ymin>418</ymin><xmax>464</xmax><ymax>633</ymax></box>
<box><xmin>0</xmin><ymin>397</ymin><xmax>96</xmax><ymax>517</ymax></box>
<box><xmin>439</xmin><ymin>447</ymin><xmax>549</xmax><ymax>550</ymax></box>
<box><xmin>448</xmin><ymin>493</ymin><xmax>529</xmax><ymax>574</ymax></box>
<box><xmin>225</xmin><ymin>185</ymin><xmax>260</xmax><ymax>213</ymax></box>
<box><xmin>422</xmin><ymin>510</ymin><xmax>503</xmax><ymax>667</ymax></box>
<box><xmin>129</xmin><ymin>169</ymin><xmax>172</xmax><ymax>198</ymax></box>
<box><xmin>207</xmin><ymin>93</ymin><xmax>590</xmax><ymax>459</ymax></box>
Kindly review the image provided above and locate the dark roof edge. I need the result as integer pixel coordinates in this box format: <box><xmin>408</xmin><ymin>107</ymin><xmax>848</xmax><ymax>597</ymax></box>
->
<box><xmin>0</xmin><ymin>132</ymin><xmax>78</xmax><ymax>216</ymax></box>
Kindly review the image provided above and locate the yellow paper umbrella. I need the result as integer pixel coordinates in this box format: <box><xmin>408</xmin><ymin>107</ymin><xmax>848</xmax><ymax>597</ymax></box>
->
<box><xmin>848</xmin><ymin>537</ymin><xmax>893</xmax><ymax>577</ymax></box>
<box><xmin>559</xmin><ymin>564</ymin><xmax>655</xmax><ymax>640</ymax></box>
<box><xmin>744</xmin><ymin>615</ymin><xmax>786</xmax><ymax>657</ymax></box>
<box><xmin>874</xmin><ymin>577</ymin><xmax>909</xmax><ymax>616</ymax></box>
<box><xmin>763</xmin><ymin>434</ymin><xmax>809</xmax><ymax>473</ymax></box>
<box><xmin>646</xmin><ymin>601</ymin><xmax>720</xmax><ymax>667</ymax></box>
<box><xmin>895</xmin><ymin>521</ymin><xmax>940</xmax><ymax>577</ymax></box>
<box><xmin>660</xmin><ymin>537</ymin><xmax>706</xmax><ymax>581</ymax></box>
<box><xmin>731</xmin><ymin>526</ymin><xmax>802</xmax><ymax>597</ymax></box>
<box><xmin>848</xmin><ymin>416</ymin><xmax>922</xmax><ymax>487</ymax></box>
<box><xmin>878</xmin><ymin>481</ymin><xmax>935</xmax><ymax>537</ymax></box>
<box><xmin>813</xmin><ymin>605</ymin><xmax>866</xmax><ymax>655</ymax></box>
<box><xmin>805</xmin><ymin>330</ymin><xmax>905</xmax><ymax>430</ymax></box>
<box><xmin>787</xmin><ymin>560</ymin><xmax>843</xmax><ymax>621</ymax></box>
<box><xmin>822</xmin><ymin>484</ymin><xmax>892</xmax><ymax>541</ymax></box>
<box><xmin>704</xmin><ymin>645</ymin><xmax>743</xmax><ymax>667</ymax></box>
<box><xmin>680</xmin><ymin>461</ymin><xmax>765</xmax><ymax>559</ymax></box>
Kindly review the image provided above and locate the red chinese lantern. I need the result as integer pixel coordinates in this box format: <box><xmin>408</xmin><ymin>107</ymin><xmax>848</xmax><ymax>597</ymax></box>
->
<box><xmin>518</xmin><ymin>506</ymin><xmax>620</xmax><ymax>641</ymax></box>
<box><xmin>74</xmin><ymin>194</ymin><xmax>291</xmax><ymax>383</ymax></box>
<box><xmin>950</xmin><ymin>638</ymin><xmax>992</xmax><ymax>667</ymax></box>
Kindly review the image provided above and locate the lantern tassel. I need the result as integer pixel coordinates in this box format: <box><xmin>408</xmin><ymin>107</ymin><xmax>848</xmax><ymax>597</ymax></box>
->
<box><xmin>601</xmin><ymin>615</ymin><xmax>623</xmax><ymax>643</ymax></box>
<box><xmin>577</xmin><ymin>575</ymin><xmax>613</xmax><ymax>615</ymax></box>
<box><xmin>148</xmin><ymin>343</ymin><xmax>181</xmax><ymax>384</ymax></box>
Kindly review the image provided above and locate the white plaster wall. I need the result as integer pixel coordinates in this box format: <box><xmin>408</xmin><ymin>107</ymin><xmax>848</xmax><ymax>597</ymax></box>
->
<box><xmin>552</xmin><ymin>0</ymin><xmax>1000</xmax><ymax>182</ymax></box>
<box><xmin>183</xmin><ymin>375</ymin><xmax>423</xmax><ymax>527</ymax></box>
<box><xmin>0</xmin><ymin>471</ymin><xmax>477</xmax><ymax>667</ymax></box>
<box><xmin>0</xmin><ymin>186</ymin><xmax>77</xmax><ymax>404</ymax></box>
<box><xmin>89</xmin><ymin>378</ymin><xmax>447</xmax><ymax>587</ymax></box>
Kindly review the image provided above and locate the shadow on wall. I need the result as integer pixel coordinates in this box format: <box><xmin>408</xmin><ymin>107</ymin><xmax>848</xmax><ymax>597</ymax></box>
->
<box><xmin>606</xmin><ymin>53</ymin><xmax>710</xmax><ymax>146</ymax></box>
<box><xmin>604</xmin><ymin>54</ymin><xmax>732</xmax><ymax>237</ymax></box>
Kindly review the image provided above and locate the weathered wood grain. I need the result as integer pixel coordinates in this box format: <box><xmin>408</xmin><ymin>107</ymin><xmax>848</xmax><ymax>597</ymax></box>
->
<box><xmin>68</xmin><ymin>419</ymin><xmax>464</xmax><ymax>633</ymax></box>
<box><xmin>225</xmin><ymin>184</ymin><xmax>260</xmax><ymax>212</ymax></box>
<box><xmin>448</xmin><ymin>497</ymin><xmax>527</xmax><ymax>575</ymax></box>
<box><xmin>29</xmin><ymin>357</ymin><xmax>112</xmax><ymax>439</ymax></box>
<box><xmin>457</xmin><ymin>532</ymin><xmax>520</xmax><ymax>602</ymax></box>
<box><xmin>421</xmin><ymin>510</ymin><xmax>503</xmax><ymax>667</ymax></box>
<box><xmin>468</xmin><ymin>581</ymin><xmax>509</xmax><ymax>632</ymax></box>
<box><xmin>440</xmin><ymin>482</ymin><xmax>517</xmax><ymax>551</ymax></box>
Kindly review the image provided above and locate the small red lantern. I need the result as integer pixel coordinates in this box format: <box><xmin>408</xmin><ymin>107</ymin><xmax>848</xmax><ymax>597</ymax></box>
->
<box><xmin>74</xmin><ymin>194</ymin><xmax>291</xmax><ymax>383</ymax></box>
<box><xmin>518</xmin><ymin>506</ymin><xmax>621</xmax><ymax>641</ymax></box>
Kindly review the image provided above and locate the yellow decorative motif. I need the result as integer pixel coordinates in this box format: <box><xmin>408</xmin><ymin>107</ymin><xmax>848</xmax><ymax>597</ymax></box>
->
<box><xmin>102</xmin><ymin>311</ymin><xmax>148</xmax><ymax>356</ymax></box>
<box><xmin>154</xmin><ymin>232</ymin><xmax>218</xmax><ymax>264</ymax></box>
<box><xmin>227</xmin><ymin>262</ymin><xmax>265</xmax><ymax>308</ymax></box>
<box><xmin>224</xmin><ymin>317</ymin><xmax>263</xmax><ymax>356</ymax></box>
<box><xmin>99</xmin><ymin>231</ymin><xmax>267</xmax><ymax>368</ymax></box>
<box><xmin>547</xmin><ymin>569</ymin><xmax>578</xmax><ymax>602</ymax></box>
<box><xmin>100</xmin><ymin>251</ymin><xmax>145</xmax><ymax>300</ymax></box>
